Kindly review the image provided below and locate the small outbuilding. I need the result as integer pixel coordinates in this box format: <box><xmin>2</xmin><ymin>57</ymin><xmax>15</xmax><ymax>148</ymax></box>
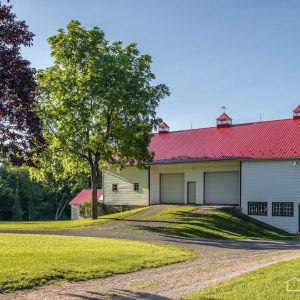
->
<box><xmin>69</xmin><ymin>189</ymin><xmax>103</xmax><ymax>220</ymax></box>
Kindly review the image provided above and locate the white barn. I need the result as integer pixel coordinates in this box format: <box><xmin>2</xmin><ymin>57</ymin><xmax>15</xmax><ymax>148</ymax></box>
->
<box><xmin>103</xmin><ymin>106</ymin><xmax>300</xmax><ymax>234</ymax></box>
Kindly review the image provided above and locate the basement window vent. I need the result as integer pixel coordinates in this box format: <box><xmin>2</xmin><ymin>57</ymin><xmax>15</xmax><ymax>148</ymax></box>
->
<box><xmin>272</xmin><ymin>202</ymin><xmax>294</xmax><ymax>217</ymax></box>
<box><xmin>248</xmin><ymin>202</ymin><xmax>268</xmax><ymax>216</ymax></box>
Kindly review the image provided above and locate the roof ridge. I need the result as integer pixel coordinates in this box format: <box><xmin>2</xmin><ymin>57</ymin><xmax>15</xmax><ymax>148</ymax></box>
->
<box><xmin>153</xmin><ymin>118</ymin><xmax>294</xmax><ymax>134</ymax></box>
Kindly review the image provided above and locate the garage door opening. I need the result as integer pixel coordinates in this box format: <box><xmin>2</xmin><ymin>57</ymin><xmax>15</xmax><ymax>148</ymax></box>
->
<box><xmin>204</xmin><ymin>172</ymin><xmax>239</xmax><ymax>205</ymax></box>
<box><xmin>160</xmin><ymin>173</ymin><xmax>184</xmax><ymax>204</ymax></box>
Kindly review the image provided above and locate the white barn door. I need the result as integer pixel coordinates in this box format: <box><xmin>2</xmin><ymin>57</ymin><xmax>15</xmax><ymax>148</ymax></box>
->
<box><xmin>204</xmin><ymin>172</ymin><xmax>239</xmax><ymax>205</ymax></box>
<box><xmin>160</xmin><ymin>173</ymin><xmax>184</xmax><ymax>204</ymax></box>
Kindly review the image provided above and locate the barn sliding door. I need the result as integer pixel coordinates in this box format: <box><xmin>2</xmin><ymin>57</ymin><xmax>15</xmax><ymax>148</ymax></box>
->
<box><xmin>160</xmin><ymin>173</ymin><xmax>184</xmax><ymax>204</ymax></box>
<box><xmin>204</xmin><ymin>172</ymin><xmax>239</xmax><ymax>204</ymax></box>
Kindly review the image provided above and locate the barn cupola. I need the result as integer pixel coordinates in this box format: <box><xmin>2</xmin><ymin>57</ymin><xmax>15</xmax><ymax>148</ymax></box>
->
<box><xmin>216</xmin><ymin>112</ymin><xmax>232</xmax><ymax>128</ymax></box>
<box><xmin>293</xmin><ymin>105</ymin><xmax>300</xmax><ymax>119</ymax></box>
<box><xmin>158</xmin><ymin>121</ymin><xmax>170</xmax><ymax>133</ymax></box>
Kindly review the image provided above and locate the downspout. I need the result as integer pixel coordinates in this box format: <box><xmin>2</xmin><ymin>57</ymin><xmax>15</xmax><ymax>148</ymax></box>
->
<box><xmin>102</xmin><ymin>169</ymin><xmax>105</xmax><ymax>204</ymax></box>
<box><xmin>239</xmin><ymin>161</ymin><xmax>242</xmax><ymax>207</ymax></box>
<box><xmin>159</xmin><ymin>173</ymin><xmax>162</xmax><ymax>204</ymax></box>
<box><xmin>148</xmin><ymin>166</ymin><xmax>151</xmax><ymax>206</ymax></box>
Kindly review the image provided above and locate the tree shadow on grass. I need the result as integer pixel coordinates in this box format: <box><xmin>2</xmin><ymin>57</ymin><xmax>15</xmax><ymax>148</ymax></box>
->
<box><xmin>64</xmin><ymin>289</ymin><xmax>171</xmax><ymax>299</ymax></box>
<box><xmin>167</xmin><ymin>234</ymin><xmax>300</xmax><ymax>251</ymax></box>
<box><xmin>134</xmin><ymin>208</ymin><xmax>296</xmax><ymax>241</ymax></box>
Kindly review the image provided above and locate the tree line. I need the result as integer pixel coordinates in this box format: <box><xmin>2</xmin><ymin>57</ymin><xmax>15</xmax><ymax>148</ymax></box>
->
<box><xmin>0</xmin><ymin>164</ymin><xmax>70</xmax><ymax>221</ymax></box>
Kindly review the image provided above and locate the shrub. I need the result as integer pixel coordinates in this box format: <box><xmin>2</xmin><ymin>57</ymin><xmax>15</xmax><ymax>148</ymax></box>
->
<box><xmin>79</xmin><ymin>202</ymin><xmax>107</xmax><ymax>218</ymax></box>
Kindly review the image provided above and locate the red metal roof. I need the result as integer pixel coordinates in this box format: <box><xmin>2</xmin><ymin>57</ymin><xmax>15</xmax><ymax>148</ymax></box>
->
<box><xmin>149</xmin><ymin>118</ymin><xmax>300</xmax><ymax>164</ymax></box>
<box><xmin>69</xmin><ymin>189</ymin><xmax>103</xmax><ymax>205</ymax></box>
<box><xmin>216</xmin><ymin>113</ymin><xmax>232</xmax><ymax>121</ymax></box>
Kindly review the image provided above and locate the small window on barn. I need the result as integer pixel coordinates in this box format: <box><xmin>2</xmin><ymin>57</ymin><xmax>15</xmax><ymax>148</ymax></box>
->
<box><xmin>248</xmin><ymin>202</ymin><xmax>268</xmax><ymax>216</ymax></box>
<box><xmin>112</xmin><ymin>184</ymin><xmax>118</xmax><ymax>192</ymax></box>
<box><xmin>133</xmin><ymin>183</ymin><xmax>139</xmax><ymax>191</ymax></box>
<box><xmin>272</xmin><ymin>202</ymin><xmax>294</xmax><ymax>217</ymax></box>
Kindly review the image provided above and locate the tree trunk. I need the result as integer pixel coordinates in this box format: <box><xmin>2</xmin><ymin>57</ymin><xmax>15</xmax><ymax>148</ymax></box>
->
<box><xmin>56</xmin><ymin>193</ymin><xmax>69</xmax><ymax>220</ymax></box>
<box><xmin>55</xmin><ymin>192</ymin><xmax>68</xmax><ymax>220</ymax></box>
<box><xmin>91</xmin><ymin>162</ymin><xmax>98</xmax><ymax>219</ymax></box>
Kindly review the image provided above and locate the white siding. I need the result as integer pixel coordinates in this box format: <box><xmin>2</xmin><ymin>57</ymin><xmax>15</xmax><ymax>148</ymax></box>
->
<box><xmin>103</xmin><ymin>167</ymin><xmax>149</xmax><ymax>206</ymax></box>
<box><xmin>150</xmin><ymin>161</ymin><xmax>240</xmax><ymax>205</ymax></box>
<box><xmin>241</xmin><ymin>160</ymin><xmax>300</xmax><ymax>233</ymax></box>
<box><xmin>71</xmin><ymin>205</ymin><xmax>80</xmax><ymax>220</ymax></box>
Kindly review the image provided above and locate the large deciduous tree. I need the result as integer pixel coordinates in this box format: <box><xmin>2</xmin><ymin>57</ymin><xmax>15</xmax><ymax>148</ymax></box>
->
<box><xmin>36</xmin><ymin>20</ymin><xmax>169</xmax><ymax>219</ymax></box>
<box><xmin>0</xmin><ymin>1</ymin><xmax>44</xmax><ymax>165</ymax></box>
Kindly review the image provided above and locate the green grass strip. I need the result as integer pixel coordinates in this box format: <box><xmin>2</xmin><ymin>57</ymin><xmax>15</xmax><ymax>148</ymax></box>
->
<box><xmin>0</xmin><ymin>233</ymin><xmax>195</xmax><ymax>292</ymax></box>
<box><xmin>0</xmin><ymin>207</ymin><xmax>147</xmax><ymax>230</ymax></box>
<box><xmin>184</xmin><ymin>257</ymin><xmax>300</xmax><ymax>300</ymax></box>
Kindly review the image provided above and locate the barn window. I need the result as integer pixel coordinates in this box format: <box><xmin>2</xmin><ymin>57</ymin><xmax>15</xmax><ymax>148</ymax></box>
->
<box><xmin>272</xmin><ymin>202</ymin><xmax>294</xmax><ymax>217</ymax></box>
<box><xmin>248</xmin><ymin>202</ymin><xmax>268</xmax><ymax>216</ymax></box>
<box><xmin>112</xmin><ymin>184</ymin><xmax>118</xmax><ymax>192</ymax></box>
<box><xmin>133</xmin><ymin>183</ymin><xmax>139</xmax><ymax>191</ymax></box>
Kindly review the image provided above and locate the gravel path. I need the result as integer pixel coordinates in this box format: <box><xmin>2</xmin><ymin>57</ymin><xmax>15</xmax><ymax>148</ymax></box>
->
<box><xmin>2</xmin><ymin>206</ymin><xmax>300</xmax><ymax>299</ymax></box>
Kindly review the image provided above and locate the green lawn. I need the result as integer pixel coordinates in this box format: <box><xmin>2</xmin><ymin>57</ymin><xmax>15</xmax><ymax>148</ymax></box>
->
<box><xmin>0</xmin><ymin>206</ymin><xmax>295</xmax><ymax>240</ymax></box>
<box><xmin>184</xmin><ymin>257</ymin><xmax>300</xmax><ymax>300</ymax></box>
<box><xmin>151</xmin><ymin>206</ymin><xmax>198</xmax><ymax>221</ymax></box>
<box><xmin>0</xmin><ymin>233</ymin><xmax>195</xmax><ymax>292</ymax></box>
<box><xmin>0</xmin><ymin>207</ymin><xmax>147</xmax><ymax>230</ymax></box>
<box><xmin>149</xmin><ymin>207</ymin><xmax>295</xmax><ymax>240</ymax></box>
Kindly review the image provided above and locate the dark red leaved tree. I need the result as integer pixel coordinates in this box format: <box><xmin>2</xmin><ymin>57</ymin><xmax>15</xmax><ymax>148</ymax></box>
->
<box><xmin>0</xmin><ymin>1</ymin><xmax>44</xmax><ymax>165</ymax></box>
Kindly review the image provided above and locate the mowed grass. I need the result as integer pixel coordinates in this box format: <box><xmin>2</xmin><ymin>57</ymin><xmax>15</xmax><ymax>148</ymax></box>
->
<box><xmin>151</xmin><ymin>206</ymin><xmax>198</xmax><ymax>221</ymax></box>
<box><xmin>184</xmin><ymin>257</ymin><xmax>300</xmax><ymax>300</ymax></box>
<box><xmin>0</xmin><ymin>206</ymin><xmax>295</xmax><ymax>240</ymax></box>
<box><xmin>149</xmin><ymin>207</ymin><xmax>295</xmax><ymax>240</ymax></box>
<box><xmin>0</xmin><ymin>233</ymin><xmax>195</xmax><ymax>292</ymax></box>
<box><xmin>0</xmin><ymin>207</ymin><xmax>147</xmax><ymax>230</ymax></box>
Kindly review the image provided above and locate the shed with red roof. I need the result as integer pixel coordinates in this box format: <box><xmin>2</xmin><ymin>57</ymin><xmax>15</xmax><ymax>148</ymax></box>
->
<box><xmin>70</xmin><ymin>189</ymin><xmax>103</xmax><ymax>220</ymax></box>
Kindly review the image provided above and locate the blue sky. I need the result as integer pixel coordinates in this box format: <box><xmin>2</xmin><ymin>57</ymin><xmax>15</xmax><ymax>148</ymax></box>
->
<box><xmin>12</xmin><ymin>0</ymin><xmax>300</xmax><ymax>130</ymax></box>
